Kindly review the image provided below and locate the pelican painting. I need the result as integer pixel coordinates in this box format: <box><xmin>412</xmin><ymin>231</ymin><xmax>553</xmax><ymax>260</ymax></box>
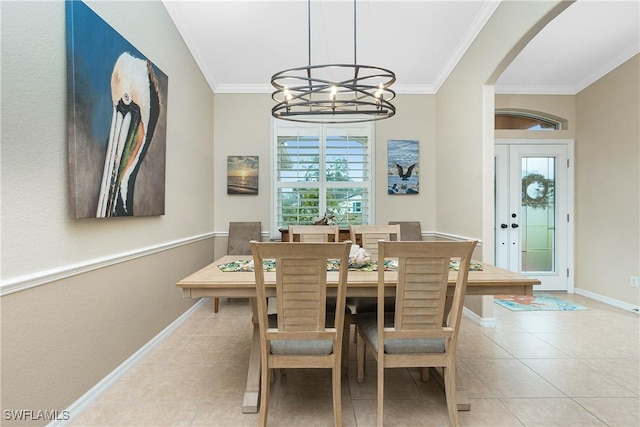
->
<box><xmin>388</xmin><ymin>140</ymin><xmax>419</xmax><ymax>195</ymax></box>
<box><xmin>66</xmin><ymin>1</ymin><xmax>167</xmax><ymax>218</ymax></box>
<box><xmin>96</xmin><ymin>53</ymin><xmax>161</xmax><ymax>217</ymax></box>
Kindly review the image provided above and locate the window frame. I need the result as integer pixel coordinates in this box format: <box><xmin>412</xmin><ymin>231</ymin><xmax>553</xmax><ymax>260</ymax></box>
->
<box><xmin>495</xmin><ymin>110</ymin><xmax>563</xmax><ymax>130</ymax></box>
<box><xmin>270</xmin><ymin>119</ymin><xmax>375</xmax><ymax>238</ymax></box>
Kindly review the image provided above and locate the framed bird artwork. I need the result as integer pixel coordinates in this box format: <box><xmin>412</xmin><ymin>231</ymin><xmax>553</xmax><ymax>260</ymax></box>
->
<box><xmin>66</xmin><ymin>0</ymin><xmax>168</xmax><ymax>218</ymax></box>
<box><xmin>387</xmin><ymin>140</ymin><xmax>419</xmax><ymax>195</ymax></box>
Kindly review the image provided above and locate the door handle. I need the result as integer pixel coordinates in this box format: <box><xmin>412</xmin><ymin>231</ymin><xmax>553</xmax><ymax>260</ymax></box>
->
<box><xmin>511</xmin><ymin>223</ymin><xmax>519</xmax><ymax>228</ymax></box>
<box><xmin>500</xmin><ymin>223</ymin><xmax>508</xmax><ymax>229</ymax></box>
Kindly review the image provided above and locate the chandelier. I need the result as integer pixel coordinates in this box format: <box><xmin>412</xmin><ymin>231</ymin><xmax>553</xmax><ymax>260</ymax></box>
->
<box><xmin>271</xmin><ymin>0</ymin><xmax>396</xmax><ymax>124</ymax></box>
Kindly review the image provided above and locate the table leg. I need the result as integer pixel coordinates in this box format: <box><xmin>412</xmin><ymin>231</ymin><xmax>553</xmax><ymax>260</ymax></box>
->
<box><xmin>242</xmin><ymin>298</ymin><xmax>261</xmax><ymax>413</ymax></box>
<box><xmin>428</xmin><ymin>367</ymin><xmax>471</xmax><ymax>411</ymax></box>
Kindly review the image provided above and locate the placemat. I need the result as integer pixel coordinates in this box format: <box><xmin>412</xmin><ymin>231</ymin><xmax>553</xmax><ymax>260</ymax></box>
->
<box><xmin>218</xmin><ymin>259</ymin><xmax>482</xmax><ymax>272</ymax></box>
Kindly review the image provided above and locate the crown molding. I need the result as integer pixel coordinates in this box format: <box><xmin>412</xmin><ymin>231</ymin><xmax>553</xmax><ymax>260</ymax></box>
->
<box><xmin>213</xmin><ymin>83</ymin><xmax>436</xmax><ymax>95</ymax></box>
<box><xmin>432</xmin><ymin>0</ymin><xmax>500</xmax><ymax>92</ymax></box>
<box><xmin>494</xmin><ymin>85</ymin><xmax>577</xmax><ymax>95</ymax></box>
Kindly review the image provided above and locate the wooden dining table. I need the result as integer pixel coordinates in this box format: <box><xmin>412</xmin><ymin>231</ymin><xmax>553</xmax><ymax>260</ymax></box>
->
<box><xmin>177</xmin><ymin>254</ymin><xmax>539</xmax><ymax>414</ymax></box>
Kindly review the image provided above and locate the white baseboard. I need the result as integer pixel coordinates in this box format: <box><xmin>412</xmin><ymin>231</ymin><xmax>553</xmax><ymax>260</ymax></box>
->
<box><xmin>574</xmin><ymin>287</ymin><xmax>640</xmax><ymax>314</ymax></box>
<box><xmin>463</xmin><ymin>306</ymin><xmax>496</xmax><ymax>327</ymax></box>
<box><xmin>49</xmin><ymin>298</ymin><xmax>209</xmax><ymax>427</ymax></box>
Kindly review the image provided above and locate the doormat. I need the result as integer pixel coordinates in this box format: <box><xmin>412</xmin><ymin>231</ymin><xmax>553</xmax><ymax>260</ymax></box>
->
<box><xmin>494</xmin><ymin>293</ymin><xmax>589</xmax><ymax>311</ymax></box>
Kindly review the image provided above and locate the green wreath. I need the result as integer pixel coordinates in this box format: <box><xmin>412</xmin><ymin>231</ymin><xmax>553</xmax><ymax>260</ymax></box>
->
<box><xmin>522</xmin><ymin>173</ymin><xmax>552</xmax><ymax>209</ymax></box>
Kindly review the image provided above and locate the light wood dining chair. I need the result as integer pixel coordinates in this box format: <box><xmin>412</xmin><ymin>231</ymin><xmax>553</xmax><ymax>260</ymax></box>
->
<box><xmin>349</xmin><ymin>224</ymin><xmax>401</xmax><ymax>260</ymax></box>
<box><xmin>347</xmin><ymin>224</ymin><xmax>402</xmax><ymax>316</ymax></box>
<box><xmin>355</xmin><ymin>240</ymin><xmax>477</xmax><ymax>427</ymax></box>
<box><xmin>288</xmin><ymin>224</ymin><xmax>350</xmax><ymax>371</ymax></box>
<box><xmin>251</xmin><ymin>240</ymin><xmax>352</xmax><ymax>427</ymax></box>
<box><xmin>215</xmin><ymin>221</ymin><xmax>261</xmax><ymax>312</ymax></box>
<box><xmin>288</xmin><ymin>224</ymin><xmax>340</xmax><ymax>242</ymax></box>
<box><xmin>388</xmin><ymin>221</ymin><xmax>422</xmax><ymax>241</ymax></box>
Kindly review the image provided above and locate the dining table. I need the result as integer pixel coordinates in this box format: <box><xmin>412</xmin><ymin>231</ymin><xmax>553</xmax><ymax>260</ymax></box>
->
<box><xmin>176</xmin><ymin>254</ymin><xmax>540</xmax><ymax>414</ymax></box>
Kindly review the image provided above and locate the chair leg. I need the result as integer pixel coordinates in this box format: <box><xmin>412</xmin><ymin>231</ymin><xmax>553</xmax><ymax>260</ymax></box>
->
<box><xmin>342</xmin><ymin>323</ymin><xmax>351</xmax><ymax>374</ymax></box>
<box><xmin>214</xmin><ymin>297</ymin><xmax>220</xmax><ymax>313</ymax></box>
<box><xmin>421</xmin><ymin>367</ymin><xmax>430</xmax><ymax>382</ymax></box>
<box><xmin>356</xmin><ymin>329</ymin><xmax>366</xmax><ymax>382</ymax></box>
<box><xmin>377</xmin><ymin>359</ymin><xmax>384</xmax><ymax>427</ymax></box>
<box><xmin>443</xmin><ymin>365</ymin><xmax>460</xmax><ymax>427</ymax></box>
<box><xmin>332</xmin><ymin>365</ymin><xmax>343</xmax><ymax>427</ymax></box>
<box><xmin>259</xmin><ymin>363</ymin><xmax>270</xmax><ymax>427</ymax></box>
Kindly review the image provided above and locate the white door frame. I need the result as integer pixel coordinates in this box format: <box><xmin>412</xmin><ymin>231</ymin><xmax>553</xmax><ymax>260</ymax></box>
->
<box><xmin>495</xmin><ymin>139</ymin><xmax>574</xmax><ymax>293</ymax></box>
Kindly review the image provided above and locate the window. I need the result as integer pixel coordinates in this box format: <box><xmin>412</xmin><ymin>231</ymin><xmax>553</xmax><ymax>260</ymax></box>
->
<box><xmin>272</xmin><ymin>120</ymin><xmax>374</xmax><ymax>232</ymax></box>
<box><xmin>495</xmin><ymin>111</ymin><xmax>562</xmax><ymax>130</ymax></box>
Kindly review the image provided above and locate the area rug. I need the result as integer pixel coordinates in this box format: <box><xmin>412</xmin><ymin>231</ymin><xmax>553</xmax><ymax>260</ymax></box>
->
<box><xmin>494</xmin><ymin>293</ymin><xmax>589</xmax><ymax>311</ymax></box>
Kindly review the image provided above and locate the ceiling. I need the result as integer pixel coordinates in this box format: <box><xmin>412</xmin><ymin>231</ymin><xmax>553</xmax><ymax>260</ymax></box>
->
<box><xmin>163</xmin><ymin>0</ymin><xmax>639</xmax><ymax>95</ymax></box>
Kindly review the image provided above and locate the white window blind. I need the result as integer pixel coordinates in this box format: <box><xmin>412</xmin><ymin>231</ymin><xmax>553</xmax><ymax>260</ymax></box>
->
<box><xmin>272</xmin><ymin>121</ymin><xmax>374</xmax><ymax>232</ymax></box>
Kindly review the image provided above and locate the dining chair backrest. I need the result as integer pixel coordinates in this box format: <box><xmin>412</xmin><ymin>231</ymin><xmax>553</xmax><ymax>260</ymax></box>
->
<box><xmin>354</xmin><ymin>239</ymin><xmax>477</xmax><ymax>426</ymax></box>
<box><xmin>349</xmin><ymin>224</ymin><xmax>401</xmax><ymax>260</ymax></box>
<box><xmin>288</xmin><ymin>224</ymin><xmax>340</xmax><ymax>242</ymax></box>
<box><xmin>227</xmin><ymin>222</ymin><xmax>261</xmax><ymax>255</ymax></box>
<box><xmin>380</xmin><ymin>240</ymin><xmax>476</xmax><ymax>341</ymax></box>
<box><xmin>251</xmin><ymin>240</ymin><xmax>352</xmax><ymax>427</ymax></box>
<box><xmin>217</xmin><ymin>221</ymin><xmax>262</xmax><ymax>313</ymax></box>
<box><xmin>388</xmin><ymin>221</ymin><xmax>422</xmax><ymax>241</ymax></box>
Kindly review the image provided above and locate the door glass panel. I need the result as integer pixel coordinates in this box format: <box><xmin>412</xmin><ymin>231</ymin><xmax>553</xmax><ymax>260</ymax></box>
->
<box><xmin>520</xmin><ymin>157</ymin><xmax>555</xmax><ymax>273</ymax></box>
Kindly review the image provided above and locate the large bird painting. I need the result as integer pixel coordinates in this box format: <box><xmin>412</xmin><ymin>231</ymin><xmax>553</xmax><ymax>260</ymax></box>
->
<box><xmin>66</xmin><ymin>1</ymin><xmax>168</xmax><ymax>218</ymax></box>
<box><xmin>388</xmin><ymin>140</ymin><xmax>419</xmax><ymax>194</ymax></box>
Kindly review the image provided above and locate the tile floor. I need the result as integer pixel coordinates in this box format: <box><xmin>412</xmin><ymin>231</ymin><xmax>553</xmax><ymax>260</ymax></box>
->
<box><xmin>69</xmin><ymin>294</ymin><xmax>639</xmax><ymax>426</ymax></box>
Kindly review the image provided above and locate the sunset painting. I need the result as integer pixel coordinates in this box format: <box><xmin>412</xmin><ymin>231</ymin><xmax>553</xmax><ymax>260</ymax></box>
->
<box><xmin>227</xmin><ymin>156</ymin><xmax>259</xmax><ymax>195</ymax></box>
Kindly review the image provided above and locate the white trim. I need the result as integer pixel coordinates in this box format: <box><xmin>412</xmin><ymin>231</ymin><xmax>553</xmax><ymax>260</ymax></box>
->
<box><xmin>213</xmin><ymin>231</ymin><xmax>270</xmax><ymax>238</ymax></box>
<box><xmin>48</xmin><ymin>298</ymin><xmax>209</xmax><ymax>427</ymax></box>
<box><xmin>494</xmin><ymin>139</ymin><xmax>575</xmax><ymax>292</ymax></box>
<box><xmin>426</xmin><ymin>231</ymin><xmax>483</xmax><ymax>245</ymax></box>
<box><xmin>433</xmin><ymin>0</ymin><xmax>500</xmax><ymax>93</ymax></box>
<box><xmin>496</xmin><ymin>45</ymin><xmax>639</xmax><ymax>96</ymax></box>
<box><xmin>0</xmin><ymin>233</ymin><xmax>215</xmax><ymax>296</ymax></box>
<box><xmin>463</xmin><ymin>306</ymin><xmax>496</xmax><ymax>327</ymax></box>
<box><xmin>213</xmin><ymin>83</ymin><xmax>437</xmax><ymax>95</ymax></box>
<box><xmin>270</xmin><ymin>120</ymin><xmax>375</xmax><ymax>239</ymax></box>
<box><xmin>495</xmin><ymin>139</ymin><xmax>573</xmax><ymax>146</ymax></box>
<box><xmin>494</xmin><ymin>85</ymin><xmax>578</xmax><ymax>95</ymax></box>
<box><xmin>574</xmin><ymin>287</ymin><xmax>640</xmax><ymax>314</ymax></box>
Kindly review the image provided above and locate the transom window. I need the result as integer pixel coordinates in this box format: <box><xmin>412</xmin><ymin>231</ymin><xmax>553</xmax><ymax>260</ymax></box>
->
<box><xmin>495</xmin><ymin>111</ymin><xmax>562</xmax><ymax>130</ymax></box>
<box><xmin>272</xmin><ymin>120</ymin><xmax>374</xmax><ymax>233</ymax></box>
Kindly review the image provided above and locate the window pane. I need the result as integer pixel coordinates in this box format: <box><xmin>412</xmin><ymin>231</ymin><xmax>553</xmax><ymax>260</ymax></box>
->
<box><xmin>325</xmin><ymin>135</ymin><xmax>368</xmax><ymax>182</ymax></box>
<box><xmin>277</xmin><ymin>187</ymin><xmax>321</xmax><ymax>227</ymax></box>
<box><xmin>326</xmin><ymin>187</ymin><xmax>369</xmax><ymax>226</ymax></box>
<box><xmin>277</xmin><ymin>135</ymin><xmax>320</xmax><ymax>182</ymax></box>
<box><xmin>520</xmin><ymin>157</ymin><xmax>556</xmax><ymax>273</ymax></box>
<box><xmin>495</xmin><ymin>113</ymin><xmax>559</xmax><ymax>130</ymax></box>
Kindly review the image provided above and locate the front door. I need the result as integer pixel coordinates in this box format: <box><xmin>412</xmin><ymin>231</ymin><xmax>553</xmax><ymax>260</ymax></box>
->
<box><xmin>495</xmin><ymin>141</ymin><xmax>573</xmax><ymax>291</ymax></box>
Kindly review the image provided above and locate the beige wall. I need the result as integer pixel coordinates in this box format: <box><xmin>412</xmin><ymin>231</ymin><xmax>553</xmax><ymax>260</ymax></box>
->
<box><xmin>212</xmin><ymin>93</ymin><xmax>273</xmax><ymax>256</ymax></box>
<box><xmin>1</xmin><ymin>1</ymin><xmax>215</xmax><ymax>422</ymax></box>
<box><xmin>212</xmin><ymin>93</ymin><xmax>436</xmax><ymax>249</ymax></box>
<box><xmin>575</xmin><ymin>55</ymin><xmax>640</xmax><ymax>306</ymax></box>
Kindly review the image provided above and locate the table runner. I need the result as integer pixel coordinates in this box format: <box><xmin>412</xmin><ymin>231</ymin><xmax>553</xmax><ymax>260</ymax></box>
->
<box><xmin>217</xmin><ymin>259</ymin><xmax>482</xmax><ymax>272</ymax></box>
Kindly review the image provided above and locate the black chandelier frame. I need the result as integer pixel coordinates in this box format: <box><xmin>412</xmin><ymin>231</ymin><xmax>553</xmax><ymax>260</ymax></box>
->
<box><xmin>271</xmin><ymin>0</ymin><xmax>396</xmax><ymax>124</ymax></box>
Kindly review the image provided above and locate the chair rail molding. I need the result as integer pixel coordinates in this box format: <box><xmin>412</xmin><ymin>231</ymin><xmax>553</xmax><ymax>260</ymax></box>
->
<box><xmin>0</xmin><ymin>232</ymin><xmax>215</xmax><ymax>296</ymax></box>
